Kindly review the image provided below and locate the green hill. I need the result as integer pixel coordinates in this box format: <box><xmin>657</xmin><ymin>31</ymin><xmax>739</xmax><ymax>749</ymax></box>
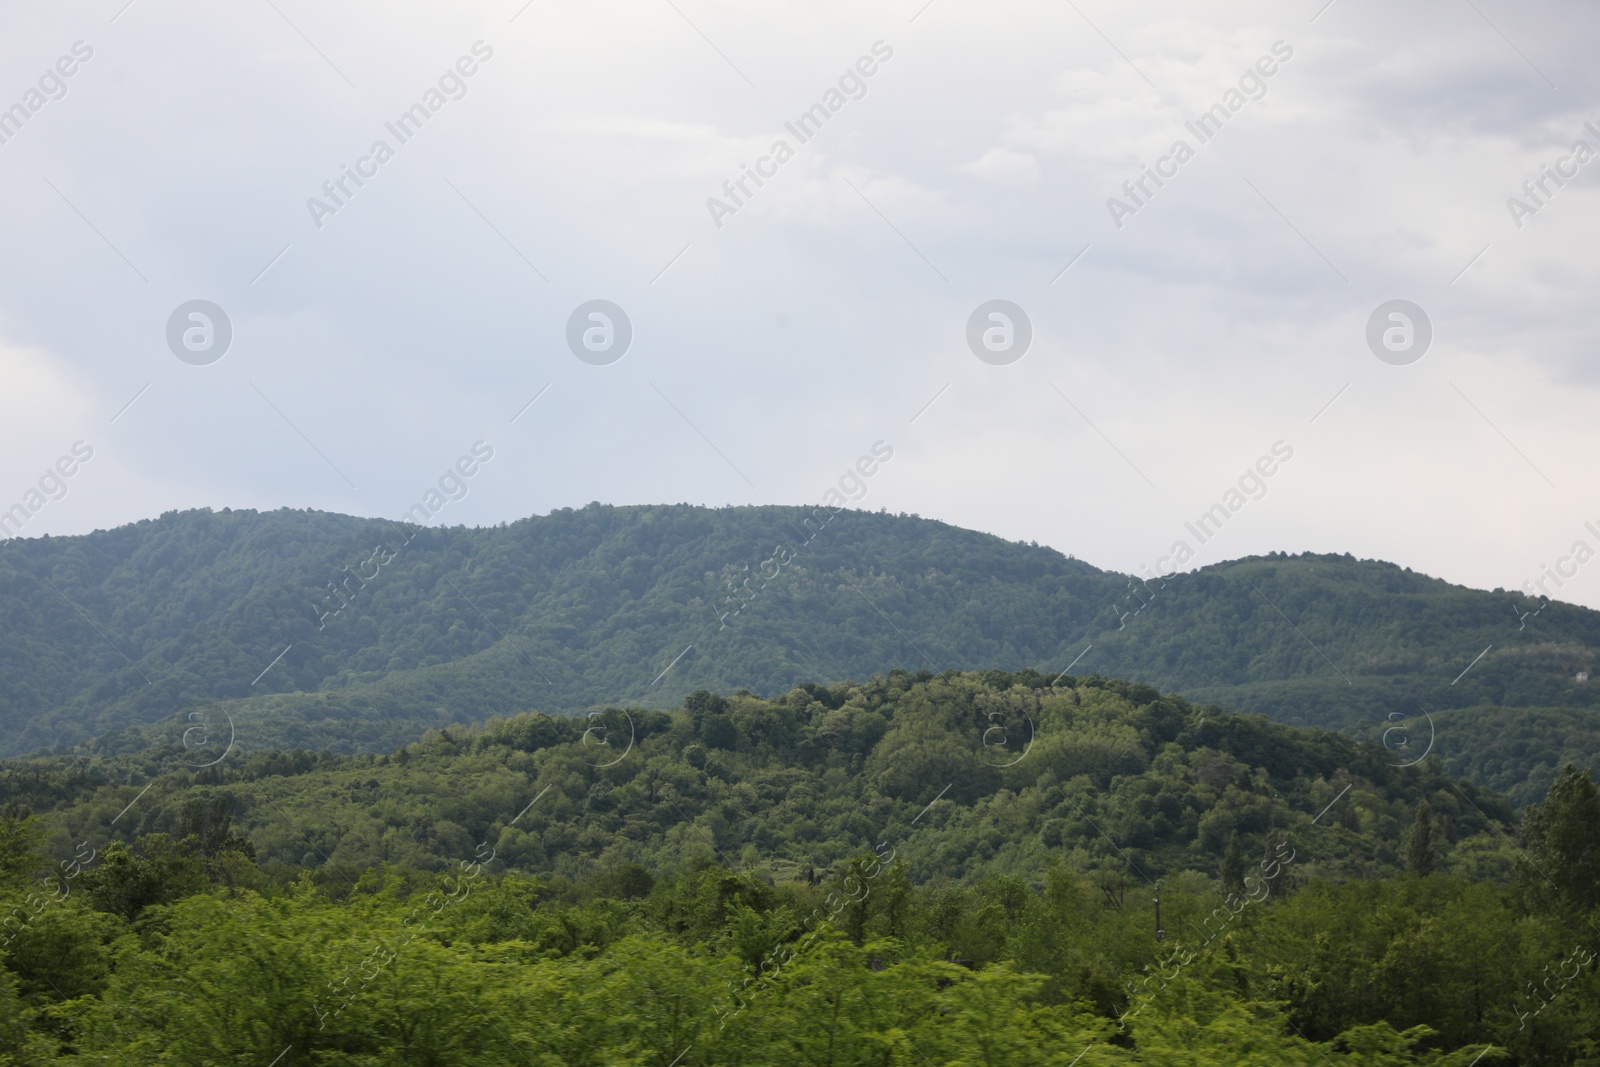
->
<box><xmin>0</xmin><ymin>671</ymin><xmax>1516</xmax><ymax>886</ymax></box>
<box><xmin>3</xmin><ymin>504</ymin><xmax>1598</xmax><ymax>804</ymax></box>
<box><xmin>6</xmin><ymin>673</ymin><xmax>1592</xmax><ymax>1065</ymax></box>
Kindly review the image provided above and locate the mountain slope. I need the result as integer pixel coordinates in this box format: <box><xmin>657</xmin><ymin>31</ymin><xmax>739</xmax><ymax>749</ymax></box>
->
<box><xmin>0</xmin><ymin>673</ymin><xmax>1567</xmax><ymax>1067</ymax></box>
<box><xmin>0</xmin><ymin>504</ymin><xmax>1122</xmax><ymax>754</ymax></box>
<box><xmin>2</xmin><ymin>505</ymin><xmax>1597</xmax><ymax>805</ymax></box>
<box><xmin>1</xmin><ymin>672</ymin><xmax>1515</xmax><ymax>886</ymax></box>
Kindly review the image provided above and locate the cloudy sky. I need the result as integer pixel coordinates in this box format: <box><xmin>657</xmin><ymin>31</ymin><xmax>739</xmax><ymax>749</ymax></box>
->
<box><xmin>1</xmin><ymin>0</ymin><xmax>1596</xmax><ymax>606</ymax></box>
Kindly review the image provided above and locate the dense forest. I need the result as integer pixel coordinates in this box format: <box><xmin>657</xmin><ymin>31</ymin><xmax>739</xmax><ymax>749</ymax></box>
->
<box><xmin>3</xmin><ymin>672</ymin><xmax>1599</xmax><ymax>1064</ymax></box>
<box><xmin>3</xmin><ymin>505</ymin><xmax>1599</xmax><ymax>810</ymax></box>
<box><xmin>0</xmin><ymin>671</ymin><xmax>1516</xmax><ymax>882</ymax></box>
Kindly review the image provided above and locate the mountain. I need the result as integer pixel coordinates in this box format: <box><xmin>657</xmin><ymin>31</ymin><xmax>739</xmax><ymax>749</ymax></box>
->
<box><xmin>2</xmin><ymin>504</ymin><xmax>1597</xmax><ymax>804</ymax></box>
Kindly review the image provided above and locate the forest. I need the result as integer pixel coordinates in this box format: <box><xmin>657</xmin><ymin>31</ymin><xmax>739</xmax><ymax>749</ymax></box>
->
<box><xmin>2</xmin><ymin>671</ymin><xmax>1598</xmax><ymax>1065</ymax></box>
<box><xmin>4</xmin><ymin>505</ymin><xmax>1600</xmax><ymax>813</ymax></box>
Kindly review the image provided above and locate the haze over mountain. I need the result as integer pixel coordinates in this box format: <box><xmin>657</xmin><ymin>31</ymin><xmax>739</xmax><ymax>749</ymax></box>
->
<box><xmin>2</xmin><ymin>504</ymin><xmax>1595</xmax><ymax>805</ymax></box>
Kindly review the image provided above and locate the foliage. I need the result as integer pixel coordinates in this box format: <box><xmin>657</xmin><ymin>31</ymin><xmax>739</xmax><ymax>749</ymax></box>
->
<box><xmin>4</xmin><ymin>674</ymin><xmax>1516</xmax><ymax>889</ymax></box>
<box><xmin>3</xmin><ymin>507</ymin><xmax>1599</xmax><ymax>809</ymax></box>
<box><xmin>1</xmin><ymin>676</ymin><xmax>1596</xmax><ymax>1063</ymax></box>
<box><xmin>1517</xmin><ymin>764</ymin><xmax>1600</xmax><ymax>916</ymax></box>
<box><xmin>0</xmin><ymin>837</ymin><xmax>1578</xmax><ymax>1065</ymax></box>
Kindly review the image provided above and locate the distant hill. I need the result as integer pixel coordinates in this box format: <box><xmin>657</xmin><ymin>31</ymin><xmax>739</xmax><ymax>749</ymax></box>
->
<box><xmin>1</xmin><ymin>504</ymin><xmax>1596</xmax><ymax>803</ymax></box>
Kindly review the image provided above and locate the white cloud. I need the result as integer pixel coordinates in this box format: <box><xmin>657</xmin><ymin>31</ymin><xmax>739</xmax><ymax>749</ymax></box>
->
<box><xmin>961</xmin><ymin>146</ymin><xmax>1042</xmax><ymax>184</ymax></box>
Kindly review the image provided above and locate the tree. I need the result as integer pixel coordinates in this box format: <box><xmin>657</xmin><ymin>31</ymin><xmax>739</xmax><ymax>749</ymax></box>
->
<box><xmin>79</xmin><ymin>834</ymin><xmax>208</xmax><ymax>921</ymax></box>
<box><xmin>178</xmin><ymin>795</ymin><xmax>255</xmax><ymax>858</ymax></box>
<box><xmin>0</xmin><ymin>966</ymin><xmax>56</xmax><ymax>1067</ymax></box>
<box><xmin>0</xmin><ymin>806</ymin><xmax>43</xmax><ymax>893</ymax></box>
<box><xmin>1223</xmin><ymin>832</ymin><xmax>1245</xmax><ymax>892</ymax></box>
<box><xmin>1518</xmin><ymin>764</ymin><xmax>1600</xmax><ymax>915</ymax></box>
<box><xmin>1407</xmin><ymin>801</ymin><xmax>1436</xmax><ymax>877</ymax></box>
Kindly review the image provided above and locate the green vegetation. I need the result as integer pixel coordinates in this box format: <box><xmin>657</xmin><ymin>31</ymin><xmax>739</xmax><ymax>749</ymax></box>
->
<box><xmin>1</xmin><ymin>674</ymin><xmax>1597</xmax><ymax>1065</ymax></box>
<box><xmin>5</xmin><ymin>505</ymin><xmax>1599</xmax><ymax>806</ymax></box>
<box><xmin>1430</xmin><ymin>705</ymin><xmax>1600</xmax><ymax>809</ymax></box>
<box><xmin>3</xmin><ymin>672</ymin><xmax>1512</xmax><ymax>883</ymax></box>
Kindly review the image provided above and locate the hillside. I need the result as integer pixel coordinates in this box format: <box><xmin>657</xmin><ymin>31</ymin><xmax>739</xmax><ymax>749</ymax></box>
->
<box><xmin>0</xmin><ymin>504</ymin><xmax>1119</xmax><ymax>755</ymax></box>
<box><xmin>3</xmin><ymin>504</ymin><xmax>1598</xmax><ymax>804</ymax></box>
<box><xmin>5</xmin><ymin>673</ymin><xmax>1590</xmax><ymax>1065</ymax></box>
<box><xmin>2</xmin><ymin>672</ymin><xmax>1515</xmax><ymax>886</ymax></box>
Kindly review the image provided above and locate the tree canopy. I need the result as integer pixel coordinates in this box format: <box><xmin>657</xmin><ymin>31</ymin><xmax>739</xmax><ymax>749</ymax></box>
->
<box><xmin>2</xmin><ymin>505</ymin><xmax>1597</xmax><ymax>809</ymax></box>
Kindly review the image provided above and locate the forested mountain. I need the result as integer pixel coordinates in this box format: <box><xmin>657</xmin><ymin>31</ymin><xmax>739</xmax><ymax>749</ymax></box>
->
<box><xmin>2</xmin><ymin>673</ymin><xmax>1596</xmax><ymax>1065</ymax></box>
<box><xmin>3</xmin><ymin>504</ymin><xmax>1597</xmax><ymax>805</ymax></box>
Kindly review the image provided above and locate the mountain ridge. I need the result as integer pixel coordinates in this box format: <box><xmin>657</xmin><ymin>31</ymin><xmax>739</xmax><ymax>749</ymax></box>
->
<box><xmin>2</xmin><ymin>503</ymin><xmax>1596</xmax><ymax>805</ymax></box>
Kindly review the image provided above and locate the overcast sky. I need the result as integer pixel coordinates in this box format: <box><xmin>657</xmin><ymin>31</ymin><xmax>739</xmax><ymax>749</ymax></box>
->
<box><xmin>1</xmin><ymin>0</ymin><xmax>1596</xmax><ymax>608</ymax></box>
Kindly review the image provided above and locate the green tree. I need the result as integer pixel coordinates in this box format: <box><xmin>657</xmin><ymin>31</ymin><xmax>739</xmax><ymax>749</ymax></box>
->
<box><xmin>1407</xmin><ymin>801</ymin><xmax>1436</xmax><ymax>877</ymax></box>
<box><xmin>0</xmin><ymin>807</ymin><xmax>43</xmax><ymax>893</ymax></box>
<box><xmin>0</xmin><ymin>967</ymin><xmax>56</xmax><ymax>1067</ymax></box>
<box><xmin>1518</xmin><ymin>763</ymin><xmax>1600</xmax><ymax>914</ymax></box>
<box><xmin>78</xmin><ymin>834</ymin><xmax>207</xmax><ymax>921</ymax></box>
<box><xmin>1223</xmin><ymin>831</ymin><xmax>1245</xmax><ymax>892</ymax></box>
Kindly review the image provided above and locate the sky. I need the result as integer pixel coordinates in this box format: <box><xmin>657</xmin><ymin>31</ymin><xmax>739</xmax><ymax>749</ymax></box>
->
<box><xmin>1</xmin><ymin>0</ymin><xmax>1597</xmax><ymax>608</ymax></box>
